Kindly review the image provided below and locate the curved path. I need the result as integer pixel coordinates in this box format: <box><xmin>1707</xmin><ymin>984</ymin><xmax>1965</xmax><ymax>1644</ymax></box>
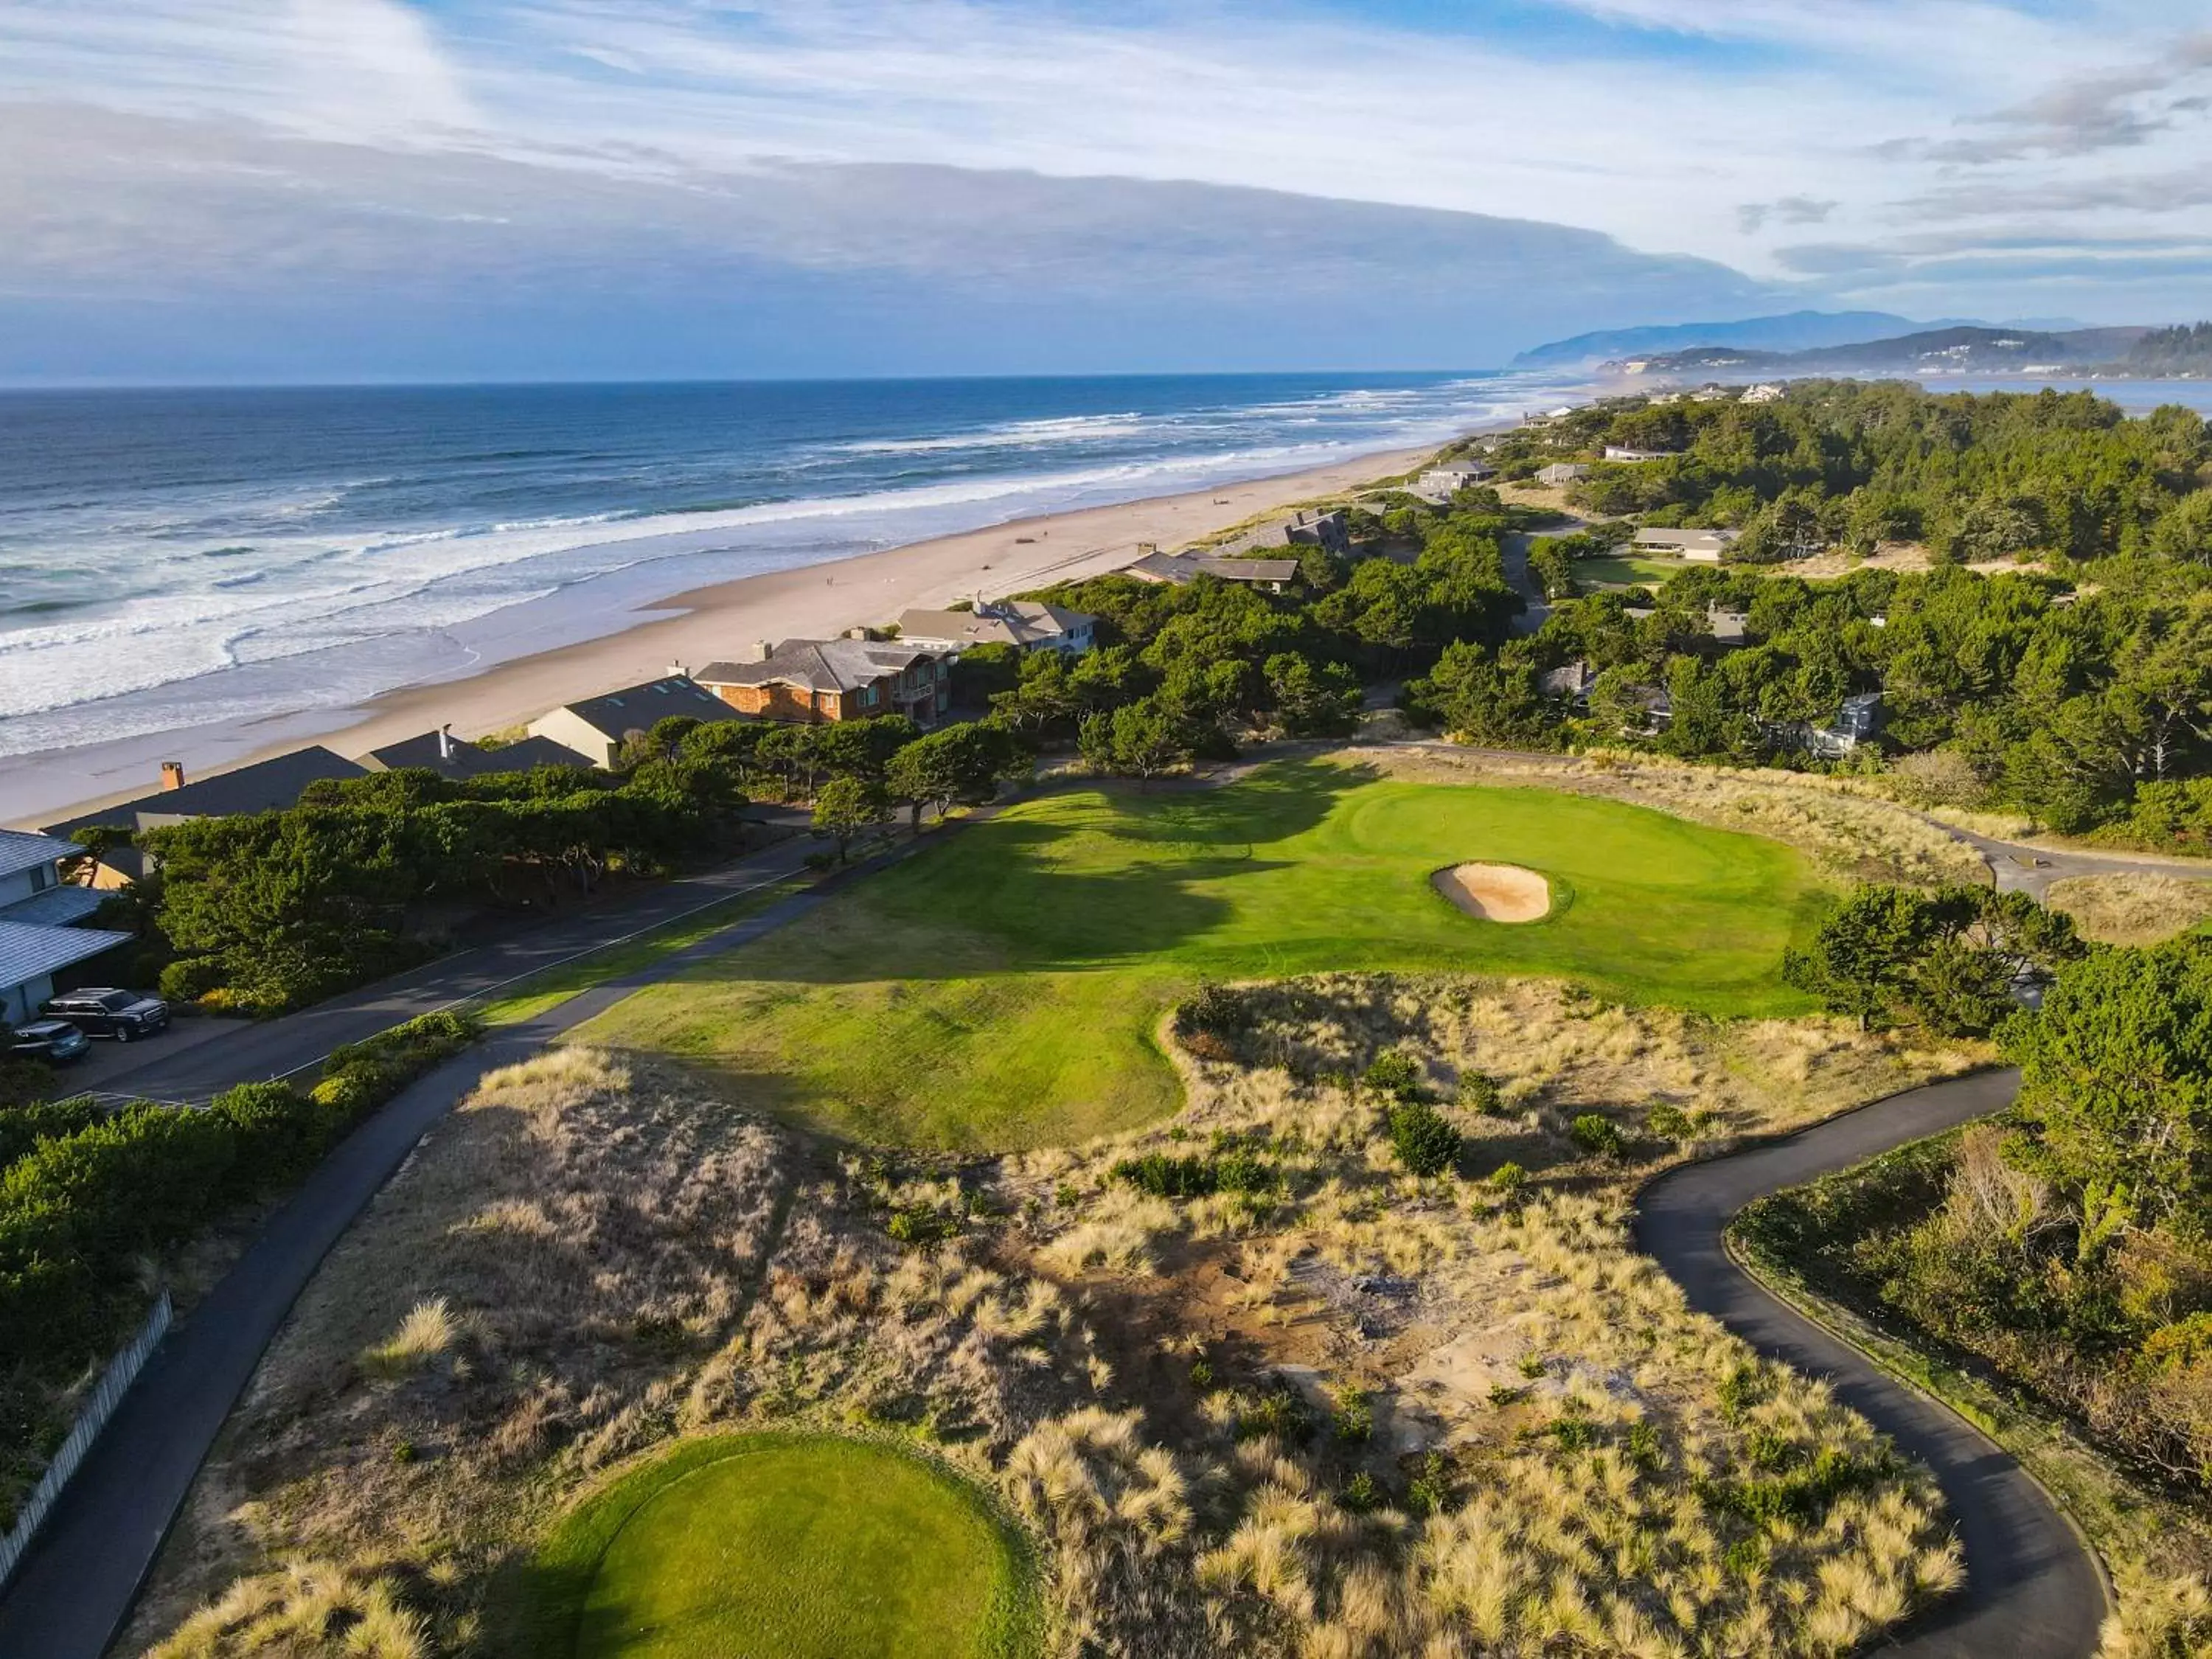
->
<box><xmin>1635</xmin><ymin>1069</ymin><xmax>2108</xmax><ymax>1658</ymax></box>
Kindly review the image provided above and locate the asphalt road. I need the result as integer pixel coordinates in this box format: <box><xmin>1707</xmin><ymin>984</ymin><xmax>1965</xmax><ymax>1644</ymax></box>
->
<box><xmin>0</xmin><ymin>835</ymin><xmax>909</xmax><ymax>1659</ymax></box>
<box><xmin>77</xmin><ymin>816</ymin><xmax>818</xmax><ymax>1106</ymax></box>
<box><xmin>1635</xmin><ymin>1069</ymin><xmax>2109</xmax><ymax>1659</ymax></box>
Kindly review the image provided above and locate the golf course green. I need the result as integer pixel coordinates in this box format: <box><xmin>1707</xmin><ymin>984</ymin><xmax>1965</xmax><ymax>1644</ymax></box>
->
<box><xmin>575</xmin><ymin>759</ymin><xmax>1825</xmax><ymax>1150</ymax></box>
<box><xmin>535</xmin><ymin>1436</ymin><xmax>1034</xmax><ymax>1659</ymax></box>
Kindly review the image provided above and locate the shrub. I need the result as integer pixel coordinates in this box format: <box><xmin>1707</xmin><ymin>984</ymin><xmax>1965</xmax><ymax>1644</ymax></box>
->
<box><xmin>1174</xmin><ymin>984</ymin><xmax>1248</xmax><ymax>1040</ymax></box>
<box><xmin>1486</xmin><ymin>1161</ymin><xmax>1528</xmax><ymax>1194</ymax></box>
<box><xmin>1112</xmin><ymin>1145</ymin><xmax>1274</xmax><ymax>1199</ymax></box>
<box><xmin>1645</xmin><ymin>1102</ymin><xmax>1695</xmax><ymax>1141</ymax></box>
<box><xmin>886</xmin><ymin>1205</ymin><xmax>959</xmax><ymax>1247</ymax></box>
<box><xmin>1405</xmin><ymin>1452</ymin><xmax>1455</xmax><ymax>1517</ymax></box>
<box><xmin>1363</xmin><ymin>1051</ymin><xmax>1424</xmax><ymax>1101</ymax></box>
<box><xmin>1568</xmin><ymin>1113</ymin><xmax>1624</xmax><ymax>1158</ymax></box>
<box><xmin>0</xmin><ymin>1099</ymin><xmax>105</xmax><ymax>1171</ymax></box>
<box><xmin>1388</xmin><ymin>1102</ymin><xmax>1462</xmax><ymax>1178</ymax></box>
<box><xmin>1717</xmin><ymin>1364</ymin><xmax>1769</xmax><ymax>1419</ymax></box>
<box><xmin>1336</xmin><ymin>1471</ymin><xmax>1382</xmax><ymax>1513</ymax></box>
<box><xmin>156</xmin><ymin>956</ymin><xmax>226</xmax><ymax>1004</ymax></box>
<box><xmin>1330</xmin><ymin>1387</ymin><xmax>1374</xmax><ymax>1444</ymax></box>
<box><xmin>313</xmin><ymin>1011</ymin><xmax>481</xmax><ymax>1130</ymax></box>
<box><xmin>1457</xmin><ymin>1072</ymin><xmax>1508</xmax><ymax>1116</ymax></box>
<box><xmin>1235</xmin><ymin>1385</ymin><xmax>1315</xmax><ymax>1444</ymax></box>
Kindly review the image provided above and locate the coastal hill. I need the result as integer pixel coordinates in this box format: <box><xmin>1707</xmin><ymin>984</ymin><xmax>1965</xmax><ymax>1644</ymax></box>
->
<box><xmin>1509</xmin><ymin>309</ymin><xmax>1927</xmax><ymax>369</ymax></box>
<box><xmin>1610</xmin><ymin>321</ymin><xmax>2159</xmax><ymax>378</ymax></box>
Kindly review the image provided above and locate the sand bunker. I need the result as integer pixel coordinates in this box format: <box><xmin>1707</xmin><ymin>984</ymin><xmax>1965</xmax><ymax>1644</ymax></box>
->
<box><xmin>1431</xmin><ymin>863</ymin><xmax>1551</xmax><ymax>924</ymax></box>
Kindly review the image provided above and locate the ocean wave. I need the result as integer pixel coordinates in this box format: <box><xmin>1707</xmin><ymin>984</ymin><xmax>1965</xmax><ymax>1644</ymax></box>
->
<box><xmin>830</xmin><ymin>411</ymin><xmax>1152</xmax><ymax>455</ymax></box>
<box><xmin>0</xmin><ymin>371</ymin><xmax>1590</xmax><ymax>749</ymax></box>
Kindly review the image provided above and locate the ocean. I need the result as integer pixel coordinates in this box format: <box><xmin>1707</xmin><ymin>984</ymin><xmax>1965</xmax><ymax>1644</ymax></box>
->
<box><xmin>0</xmin><ymin>372</ymin><xmax>1571</xmax><ymax>776</ymax></box>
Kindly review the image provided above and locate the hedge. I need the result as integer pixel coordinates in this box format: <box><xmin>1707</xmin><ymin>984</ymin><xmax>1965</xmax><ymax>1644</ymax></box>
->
<box><xmin>0</xmin><ymin>1010</ymin><xmax>481</xmax><ymax>1369</ymax></box>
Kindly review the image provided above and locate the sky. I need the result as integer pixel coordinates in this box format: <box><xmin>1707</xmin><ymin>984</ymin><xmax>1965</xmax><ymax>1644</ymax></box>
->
<box><xmin>3</xmin><ymin>0</ymin><xmax>2211</xmax><ymax>381</ymax></box>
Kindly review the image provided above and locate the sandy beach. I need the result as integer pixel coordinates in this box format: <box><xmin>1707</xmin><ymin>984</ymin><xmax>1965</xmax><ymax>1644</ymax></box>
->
<box><xmin>7</xmin><ymin>442</ymin><xmax>1435</xmax><ymax>828</ymax></box>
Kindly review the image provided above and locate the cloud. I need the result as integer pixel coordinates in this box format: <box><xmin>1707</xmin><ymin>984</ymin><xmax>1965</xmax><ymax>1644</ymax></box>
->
<box><xmin>0</xmin><ymin>100</ymin><xmax>1784</xmax><ymax>379</ymax></box>
<box><xmin>1736</xmin><ymin>195</ymin><xmax>1837</xmax><ymax>234</ymax></box>
<box><xmin>1879</xmin><ymin>29</ymin><xmax>2212</xmax><ymax>164</ymax></box>
<box><xmin>2</xmin><ymin>0</ymin><xmax>2211</xmax><ymax>362</ymax></box>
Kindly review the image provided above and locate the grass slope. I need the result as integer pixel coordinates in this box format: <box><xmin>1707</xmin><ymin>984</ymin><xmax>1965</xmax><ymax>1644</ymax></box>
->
<box><xmin>576</xmin><ymin>759</ymin><xmax>1823</xmax><ymax>1150</ymax></box>
<box><xmin>533</xmin><ymin>1435</ymin><xmax>1034</xmax><ymax>1659</ymax></box>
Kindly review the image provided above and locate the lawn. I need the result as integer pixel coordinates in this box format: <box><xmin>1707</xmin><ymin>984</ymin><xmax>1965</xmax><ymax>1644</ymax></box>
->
<box><xmin>573</xmin><ymin>759</ymin><xmax>1825</xmax><ymax>1150</ymax></box>
<box><xmin>532</xmin><ymin>1435</ymin><xmax>1034</xmax><ymax>1659</ymax></box>
<box><xmin>1576</xmin><ymin>552</ymin><xmax>1683</xmax><ymax>587</ymax></box>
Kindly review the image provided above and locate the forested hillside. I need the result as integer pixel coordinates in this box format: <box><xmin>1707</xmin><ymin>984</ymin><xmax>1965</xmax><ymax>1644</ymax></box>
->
<box><xmin>1430</xmin><ymin>383</ymin><xmax>2212</xmax><ymax>848</ymax></box>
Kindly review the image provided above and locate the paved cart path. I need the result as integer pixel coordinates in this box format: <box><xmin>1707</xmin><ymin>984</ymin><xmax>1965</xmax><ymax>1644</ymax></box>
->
<box><xmin>0</xmin><ymin>835</ymin><xmax>911</xmax><ymax>1659</ymax></box>
<box><xmin>1636</xmin><ymin>1069</ymin><xmax>2108</xmax><ymax>1658</ymax></box>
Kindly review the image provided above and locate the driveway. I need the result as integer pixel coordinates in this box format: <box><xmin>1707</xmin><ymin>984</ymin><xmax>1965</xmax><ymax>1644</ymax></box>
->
<box><xmin>0</xmin><ymin>835</ymin><xmax>913</xmax><ymax>1659</ymax></box>
<box><xmin>1635</xmin><ymin>1070</ymin><xmax>2108</xmax><ymax>1659</ymax></box>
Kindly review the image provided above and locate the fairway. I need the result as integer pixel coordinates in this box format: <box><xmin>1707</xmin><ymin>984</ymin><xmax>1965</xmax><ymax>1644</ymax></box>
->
<box><xmin>540</xmin><ymin>1436</ymin><xmax>1033</xmax><ymax>1659</ymax></box>
<box><xmin>575</xmin><ymin>759</ymin><xmax>1824</xmax><ymax>1150</ymax></box>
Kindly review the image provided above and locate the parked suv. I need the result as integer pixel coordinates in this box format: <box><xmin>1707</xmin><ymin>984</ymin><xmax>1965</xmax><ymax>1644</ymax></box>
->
<box><xmin>41</xmin><ymin>987</ymin><xmax>170</xmax><ymax>1042</ymax></box>
<box><xmin>9</xmin><ymin>1019</ymin><xmax>90</xmax><ymax>1063</ymax></box>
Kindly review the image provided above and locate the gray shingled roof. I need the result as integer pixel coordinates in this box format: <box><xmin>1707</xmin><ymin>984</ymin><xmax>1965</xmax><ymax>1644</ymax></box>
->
<box><xmin>0</xmin><ymin>886</ymin><xmax>107</xmax><ymax>928</ymax></box>
<box><xmin>894</xmin><ymin>602</ymin><xmax>1092</xmax><ymax>650</ymax></box>
<box><xmin>1128</xmin><ymin>552</ymin><xmax>1301</xmax><ymax>585</ymax></box>
<box><xmin>556</xmin><ymin>677</ymin><xmax>736</xmax><ymax>742</ymax></box>
<box><xmin>368</xmin><ymin>731</ymin><xmax>588</xmax><ymax>778</ymax></box>
<box><xmin>698</xmin><ymin>639</ymin><xmax>937</xmax><ymax>694</ymax></box>
<box><xmin>42</xmin><ymin>746</ymin><xmax>369</xmax><ymax>838</ymax></box>
<box><xmin>0</xmin><ymin>830</ymin><xmax>76</xmax><ymax>884</ymax></box>
<box><xmin>0</xmin><ymin>919</ymin><xmax>133</xmax><ymax>995</ymax></box>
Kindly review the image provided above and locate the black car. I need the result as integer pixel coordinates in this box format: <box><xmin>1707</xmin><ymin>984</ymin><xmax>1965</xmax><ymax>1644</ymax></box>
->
<box><xmin>41</xmin><ymin>987</ymin><xmax>170</xmax><ymax>1041</ymax></box>
<box><xmin>9</xmin><ymin>1019</ymin><xmax>90</xmax><ymax>1063</ymax></box>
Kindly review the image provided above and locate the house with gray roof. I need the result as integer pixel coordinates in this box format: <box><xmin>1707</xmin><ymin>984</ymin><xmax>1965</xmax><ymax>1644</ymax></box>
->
<box><xmin>366</xmin><ymin>728</ymin><xmax>588</xmax><ymax>780</ymax></box>
<box><xmin>695</xmin><ymin>639</ymin><xmax>951</xmax><ymax>727</ymax></box>
<box><xmin>1126</xmin><ymin>552</ymin><xmax>1302</xmax><ymax>591</ymax></box>
<box><xmin>894</xmin><ymin>600</ymin><xmax>1096</xmax><ymax>657</ymax></box>
<box><xmin>526</xmin><ymin>675</ymin><xmax>738</xmax><ymax>768</ymax></box>
<box><xmin>41</xmin><ymin>746</ymin><xmax>372</xmax><ymax>886</ymax></box>
<box><xmin>0</xmin><ymin>829</ymin><xmax>133</xmax><ymax>1023</ymax></box>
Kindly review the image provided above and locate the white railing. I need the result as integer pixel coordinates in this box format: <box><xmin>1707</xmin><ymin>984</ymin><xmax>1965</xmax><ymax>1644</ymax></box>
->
<box><xmin>0</xmin><ymin>1290</ymin><xmax>172</xmax><ymax>1590</ymax></box>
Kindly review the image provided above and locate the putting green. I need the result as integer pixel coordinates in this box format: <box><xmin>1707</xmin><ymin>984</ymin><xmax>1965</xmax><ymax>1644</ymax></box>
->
<box><xmin>536</xmin><ymin>1436</ymin><xmax>1034</xmax><ymax>1659</ymax></box>
<box><xmin>575</xmin><ymin>759</ymin><xmax>1825</xmax><ymax>1150</ymax></box>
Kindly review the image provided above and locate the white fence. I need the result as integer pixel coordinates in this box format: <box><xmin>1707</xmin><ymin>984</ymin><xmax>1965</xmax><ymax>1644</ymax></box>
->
<box><xmin>0</xmin><ymin>1290</ymin><xmax>172</xmax><ymax>1590</ymax></box>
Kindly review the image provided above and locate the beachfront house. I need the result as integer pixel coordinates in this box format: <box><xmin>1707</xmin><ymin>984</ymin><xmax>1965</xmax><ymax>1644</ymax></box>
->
<box><xmin>1604</xmin><ymin>445</ymin><xmax>1677</xmax><ymax>463</ymax></box>
<box><xmin>1418</xmin><ymin>462</ymin><xmax>1496</xmax><ymax>497</ymax></box>
<box><xmin>527</xmin><ymin>675</ymin><xmax>738</xmax><ymax>769</ymax></box>
<box><xmin>695</xmin><ymin>639</ymin><xmax>952</xmax><ymax>727</ymax></box>
<box><xmin>0</xmin><ymin>830</ymin><xmax>135</xmax><ymax>1023</ymax></box>
<box><xmin>894</xmin><ymin>600</ymin><xmax>1096</xmax><ymax>658</ymax></box>
<box><xmin>41</xmin><ymin>746</ymin><xmax>372</xmax><ymax>886</ymax></box>
<box><xmin>1535</xmin><ymin>463</ymin><xmax>1590</xmax><ymax>487</ymax></box>
<box><xmin>1742</xmin><ymin>383</ymin><xmax>1787</xmax><ymax>405</ymax></box>
<box><xmin>1127</xmin><ymin>552</ymin><xmax>1302</xmax><ymax>592</ymax></box>
<box><xmin>1632</xmin><ymin>527</ymin><xmax>1738</xmax><ymax>563</ymax></box>
<box><xmin>364</xmin><ymin>729</ymin><xmax>588</xmax><ymax>781</ymax></box>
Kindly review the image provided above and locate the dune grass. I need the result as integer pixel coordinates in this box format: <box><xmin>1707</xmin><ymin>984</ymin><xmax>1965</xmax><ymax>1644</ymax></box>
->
<box><xmin>530</xmin><ymin>1434</ymin><xmax>1034</xmax><ymax>1659</ymax></box>
<box><xmin>574</xmin><ymin>759</ymin><xmax>1824</xmax><ymax>1150</ymax></box>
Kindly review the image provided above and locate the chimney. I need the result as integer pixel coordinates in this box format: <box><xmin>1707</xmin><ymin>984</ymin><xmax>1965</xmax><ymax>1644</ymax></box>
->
<box><xmin>159</xmin><ymin>760</ymin><xmax>186</xmax><ymax>792</ymax></box>
<box><xmin>844</xmin><ymin>627</ymin><xmax>870</xmax><ymax>641</ymax></box>
<box><xmin>738</xmin><ymin>639</ymin><xmax>773</xmax><ymax>663</ymax></box>
<box><xmin>667</xmin><ymin>661</ymin><xmax>687</xmax><ymax>679</ymax></box>
<box><xmin>437</xmin><ymin>724</ymin><xmax>453</xmax><ymax>762</ymax></box>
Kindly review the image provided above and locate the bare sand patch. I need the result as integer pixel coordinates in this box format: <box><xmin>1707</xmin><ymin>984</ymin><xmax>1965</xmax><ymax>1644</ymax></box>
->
<box><xmin>1431</xmin><ymin>861</ymin><xmax>1551</xmax><ymax>922</ymax></box>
